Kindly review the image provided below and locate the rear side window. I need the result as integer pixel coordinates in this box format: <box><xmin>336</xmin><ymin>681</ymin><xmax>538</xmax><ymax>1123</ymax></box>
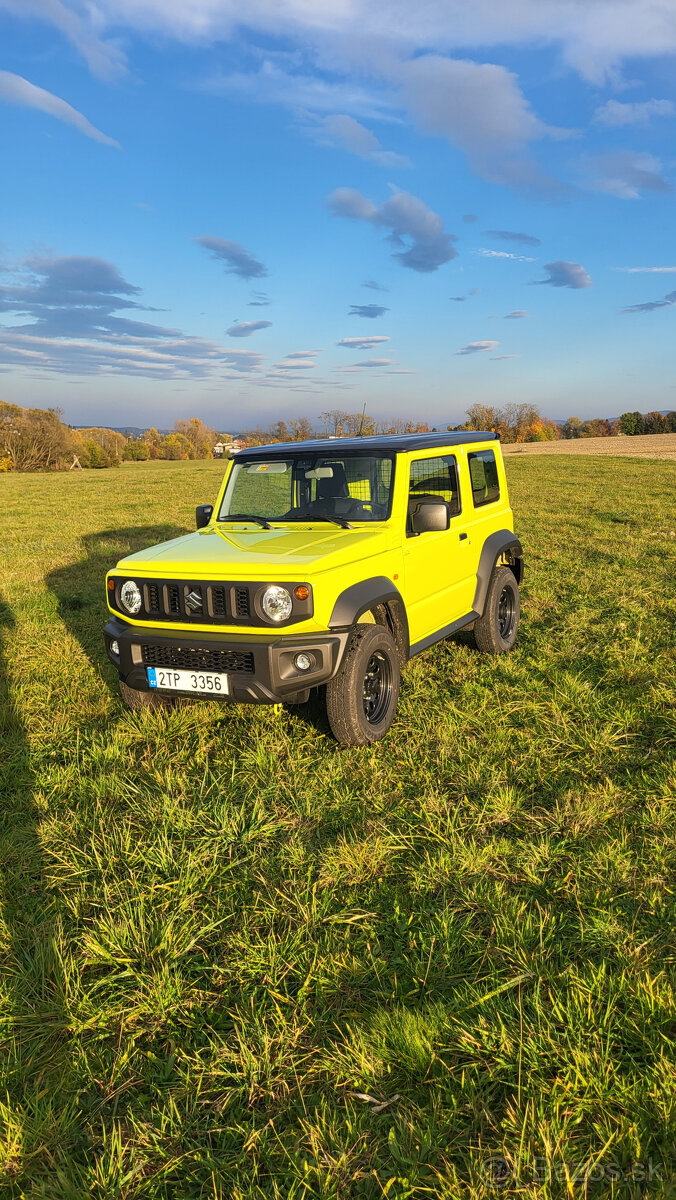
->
<box><xmin>409</xmin><ymin>455</ymin><xmax>461</xmax><ymax>515</ymax></box>
<box><xmin>468</xmin><ymin>450</ymin><xmax>500</xmax><ymax>507</ymax></box>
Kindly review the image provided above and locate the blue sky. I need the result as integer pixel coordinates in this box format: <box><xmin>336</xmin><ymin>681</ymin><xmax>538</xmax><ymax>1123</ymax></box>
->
<box><xmin>1</xmin><ymin>1</ymin><xmax>676</xmax><ymax>430</ymax></box>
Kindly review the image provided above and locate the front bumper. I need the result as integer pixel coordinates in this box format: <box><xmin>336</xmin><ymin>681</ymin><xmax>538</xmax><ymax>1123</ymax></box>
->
<box><xmin>104</xmin><ymin>615</ymin><xmax>351</xmax><ymax>704</ymax></box>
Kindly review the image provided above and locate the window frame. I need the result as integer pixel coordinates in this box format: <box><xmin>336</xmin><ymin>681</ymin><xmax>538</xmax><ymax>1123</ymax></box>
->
<box><xmin>467</xmin><ymin>449</ymin><xmax>501</xmax><ymax>508</ymax></box>
<box><xmin>406</xmin><ymin>452</ymin><xmax>462</xmax><ymax>536</ymax></box>
<box><xmin>218</xmin><ymin>451</ymin><xmax>397</xmax><ymax>523</ymax></box>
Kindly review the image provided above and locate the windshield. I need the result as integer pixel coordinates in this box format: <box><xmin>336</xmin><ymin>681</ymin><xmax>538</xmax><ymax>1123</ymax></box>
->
<box><xmin>219</xmin><ymin>453</ymin><xmax>395</xmax><ymax>523</ymax></box>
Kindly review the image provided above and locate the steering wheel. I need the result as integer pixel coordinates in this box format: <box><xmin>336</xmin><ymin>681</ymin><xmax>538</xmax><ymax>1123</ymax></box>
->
<box><xmin>342</xmin><ymin>499</ymin><xmax>387</xmax><ymax>518</ymax></box>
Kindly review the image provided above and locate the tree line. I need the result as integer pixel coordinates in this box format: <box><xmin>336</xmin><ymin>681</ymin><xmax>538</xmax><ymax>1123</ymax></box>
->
<box><xmin>2</xmin><ymin>397</ymin><xmax>675</xmax><ymax>472</ymax></box>
<box><xmin>0</xmin><ymin>403</ymin><xmax>217</xmax><ymax>471</ymax></box>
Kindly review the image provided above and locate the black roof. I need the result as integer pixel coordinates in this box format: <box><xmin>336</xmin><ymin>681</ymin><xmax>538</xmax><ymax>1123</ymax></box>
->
<box><xmin>235</xmin><ymin>431</ymin><xmax>498</xmax><ymax>459</ymax></box>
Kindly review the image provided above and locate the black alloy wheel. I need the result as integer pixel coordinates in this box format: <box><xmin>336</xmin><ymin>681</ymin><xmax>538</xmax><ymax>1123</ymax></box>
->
<box><xmin>497</xmin><ymin>584</ymin><xmax>516</xmax><ymax>641</ymax></box>
<box><xmin>326</xmin><ymin>623</ymin><xmax>401</xmax><ymax>745</ymax></box>
<box><xmin>362</xmin><ymin>650</ymin><xmax>395</xmax><ymax>725</ymax></box>
<box><xmin>473</xmin><ymin>564</ymin><xmax>521</xmax><ymax>654</ymax></box>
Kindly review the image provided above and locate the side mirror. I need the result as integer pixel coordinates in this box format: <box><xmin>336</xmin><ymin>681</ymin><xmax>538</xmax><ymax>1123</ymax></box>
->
<box><xmin>410</xmin><ymin>498</ymin><xmax>450</xmax><ymax>535</ymax></box>
<box><xmin>196</xmin><ymin>504</ymin><xmax>213</xmax><ymax>529</ymax></box>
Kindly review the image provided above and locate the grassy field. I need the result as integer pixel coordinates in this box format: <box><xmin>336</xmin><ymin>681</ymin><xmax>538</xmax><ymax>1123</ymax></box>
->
<box><xmin>1</xmin><ymin>456</ymin><xmax>675</xmax><ymax>1198</ymax></box>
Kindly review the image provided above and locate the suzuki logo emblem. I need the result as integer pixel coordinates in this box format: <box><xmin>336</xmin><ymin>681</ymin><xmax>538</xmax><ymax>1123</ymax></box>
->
<box><xmin>186</xmin><ymin>590</ymin><xmax>203</xmax><ymax>612</ymax></box>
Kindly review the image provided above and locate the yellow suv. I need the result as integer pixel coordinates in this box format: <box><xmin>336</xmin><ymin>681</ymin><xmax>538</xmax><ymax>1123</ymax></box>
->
<box><xmin>104</xmin><ymin>432</ymin><xmax>523</xmax><ymax>744</ymax></box>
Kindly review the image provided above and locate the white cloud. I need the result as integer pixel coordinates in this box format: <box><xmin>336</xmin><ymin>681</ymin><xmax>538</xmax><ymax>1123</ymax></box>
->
<box><xmin>615</xmin><ymin>266</ymin><xmax>676</xmax><ymax>273</ymax></box>
<box><xmin>19</xmin><ymin>0</ymin><xmax>676</xmax><ymax>86</ymax></box>
<box><xmin>300</xmin><ymin>113</ymin><xmax>410</xmax><ymax>167</ymax></box>
<box><xmin>477</xmin><ymin>248</ymin><xmax>536</xmax><ymax>262</ymax></box>
<box><xmin>621</xmin><ymin>290</ymin><xmax>676</xmax><ymax>314</ymax></box>
<box><xmin>483</xmin><ymin>229</ymin><xmax>541</xmax><ymax>246</ymax></box>
<box><xmin>226</xmin><ymin>320</ymin><xmax>272</xmax><ymax>337</ymax></box>
<box><xmin>0</xmin><ymin>70</ymin><xmax>120</xmax><ymax>146</ymax></box>
<box><xmin>0</xmin><ymin>253</ymin><xmax>264</xmax><ymax>378</ymax></box>
<box><xmin>504</xmin><ymin>310</ymin><xmax>529</xmax><ymax>318</ymax></box>
<box><xmin>533</xmin><ymin>260</ymin><xmax>592</xmax><ymax>288</ymax></box>
<box><xmin>594</xmin><ymin>98</ymin><xmax>674</xmax><ymax>127</ymax></box>
<box><xmin>0</xmin><ymin>0</ymin><xmax>125</xmax><ymax>78</ymax></box>
<box><xmin>456</xmin><ymin>340</ymin><xmax>499</xmax><ymax>355</ymax></box>
<box><xmin>580</xmin><ymin>151</ymin><xmax>671</xmax><ymax>199</ymax></box>
<box><xmin>272</xmin><ymin>360</ymin><xmax>316</xmax><ymax>369</ymax></box>
<box><xmin>349</xmin><ymin>304</ymin><xmax>389</xmax><ymax>318</ymax></box>
<box><xmin>398</xmin><ymin>54</ymin><xmax>569</xmax><ymax>189</ymax></box>
<box><xmin>329</xmin><ymin>187</ymin><xmax>457</xmax><ymax>272</ymax></box>
<box><xmin>203</xmin><ymin>61</ymin><xmax>394</xmax><ymax>121</ymax></box>
<box><xmin>196</xmin><ymin>236</ymin><xmax>268</xmax><ymax>279</ymax></box>
<box><xmin>337</xmin><ymin>335</ymin><xmax>390</xmax><ymax>349</ymax></box>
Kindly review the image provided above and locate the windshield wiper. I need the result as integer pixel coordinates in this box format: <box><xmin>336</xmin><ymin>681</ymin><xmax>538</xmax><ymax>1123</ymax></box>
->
<box><xmin>298</xmin><ymin>514</ymin><xmax>353</xmax><ymax>529</ymax></box>
<box><xmin>219</xmin><ymin>513</ymin><xmax>272</xmax><ymax>529</ymax></box>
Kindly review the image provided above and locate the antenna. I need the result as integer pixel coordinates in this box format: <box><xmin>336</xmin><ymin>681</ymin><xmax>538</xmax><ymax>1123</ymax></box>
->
<box><xmin>358</xmin><ymin>400</ymin><xmax>367</xmax><ymax>437</ymax></box>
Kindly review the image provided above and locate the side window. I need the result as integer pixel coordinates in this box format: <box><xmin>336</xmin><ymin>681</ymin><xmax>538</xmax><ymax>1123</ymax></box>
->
<box><xmin>408</xmin><ymin>455</ymin><xmax>461</xmax><ymax>516</ymax></box>
<box><xmin>468</xmin><ymin>450</ymin><xmax>500</xmax><ymax>507</ymax></box>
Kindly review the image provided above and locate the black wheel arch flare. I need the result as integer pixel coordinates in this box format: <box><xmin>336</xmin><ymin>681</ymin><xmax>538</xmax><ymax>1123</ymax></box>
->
<box><xmin>473</xmin><ymin>530</ymin><xmax>524</xmax><ymax>616</ymax></box>
<box><xmin>329</xmin><ymin>577</ymin><xmax>409</xmax><ymax>666</ymax></box>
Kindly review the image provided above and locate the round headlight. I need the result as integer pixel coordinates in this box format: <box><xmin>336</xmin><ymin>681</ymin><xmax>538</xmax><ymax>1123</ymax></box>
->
<box><xmin>261</xmin><ymin>585</ymin><xmax>292</xmax><ymax>622</ymax></box>
<box><xmin>119</xmin><ymin>580</ymin><xmax>142</xmax><ymax>615</ymax></box>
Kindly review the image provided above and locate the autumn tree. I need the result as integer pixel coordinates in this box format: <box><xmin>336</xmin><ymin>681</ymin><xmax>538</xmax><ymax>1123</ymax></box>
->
<box><xmin>0</xmin><ymin>401</ymin><xmax>75</xmax><ymax>470</ymax></box>
<box><xmin>320</xmin><ymin>409</ymin><xmax>349</xmax><ymax>437</ymax></box>
<box><xmin>644</xmin><ymin>411</ymin><xmax>668</xmax><ymax>434</ymax></box>
<box><xmin>289</xmin><ymin>418</ymin><xmax>314</xmax><ymax>441</ymax></box>
<box><xmin>158</xmin><ymin>432</ymin><xmax>192</xmax><ymax>460</ymax></box>
<box><xmin>122</xmin><ymin>439</ymin><xmax>150</xmax><ymax>460</ymax></box>
<box><xmin>238</xmin><ymin>428</ymin><xmax>269</xmax><ymax>447</ymax></box>
<box><xmin>142</xmin><ymin>427</ymin><xmax>163</xmax><ymax>458</ymax></box>
<box><xmin>173</xmin><ymin>417</ymin><xmax>215</xmax><ymax>459</ymax></box>
<box><xmin>76</xmin><ymin>427</ymin><xmax>126</xmax><ymax>460</ymax></box>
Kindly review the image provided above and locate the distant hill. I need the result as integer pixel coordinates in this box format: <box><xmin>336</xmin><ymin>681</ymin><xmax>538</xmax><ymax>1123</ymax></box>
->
<box><xmin>70</xmin><ymin>426</ymin><xmax>170</xmax><ymax>436</ymax></box>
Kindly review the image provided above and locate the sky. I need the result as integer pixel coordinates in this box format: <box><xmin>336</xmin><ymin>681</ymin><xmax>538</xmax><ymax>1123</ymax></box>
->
<box><xmin>1</xmin><ymin>1</ymin><xmax>676</xmax><ymax>430</ymax></box>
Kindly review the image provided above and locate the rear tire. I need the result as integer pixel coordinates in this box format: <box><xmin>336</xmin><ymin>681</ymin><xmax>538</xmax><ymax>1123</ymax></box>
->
<box><xmin>326</xmin><ymin>624</ymin><xmax>400</xmax><ymax>746</ymax></box>
<box><xmin>473</xmin><ymin>565</ymin><xmax>520</xmax><ymax>654</ymax></box>
<box><xmin>119</xmin><ymin>680</ymin><xmax>174</xmax><ymax>710</ymax></box>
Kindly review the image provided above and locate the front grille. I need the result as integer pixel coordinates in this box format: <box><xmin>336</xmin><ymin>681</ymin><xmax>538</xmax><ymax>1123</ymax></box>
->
<box><xmin>119</xmin><ymin>579</ymin><xmax>253</xmax><ymax>623</ymax></box>
<box><xmin>142</xmin><ymin>643</ymin><xmax>255</xmax><ymax>674</ymax></box>
<box><xmin>111</xmin><ymin>576</ymin><xmax>311</xmax><ymax>626</ymax></box>
<box><xmin>210</xmin><ymin>586</ymin><xmax>227</xmax><ymax>617</ymax></box>
<box><xmin>145</xmin><ymin>583</ymin><xmax>160</xmax><ymax>614</ymax></box>
<box><xmin>166</xmin><ymin>584</ymin><xmax>182</xmax><ymax>615</ymax></box>
<box><xmin>235</xmin><ymin>588</ymin><xmax>250</xmax><ymax>617</ymax></box>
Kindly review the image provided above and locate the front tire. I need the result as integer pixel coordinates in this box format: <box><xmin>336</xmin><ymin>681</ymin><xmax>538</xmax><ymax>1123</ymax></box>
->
<box><xmin>326</xmin><ymin>624</ymin><xmax>400</xmax><ymax>746</ymax></box>
<box><xmin>119</xmin><ymin>680</ymin><xmax>174</xmax><ymax>710</ymax></box>
<box><xmin>473</xmin><ymin>565</ymin><xmax>520</xmax><ymax>654</ymax></box>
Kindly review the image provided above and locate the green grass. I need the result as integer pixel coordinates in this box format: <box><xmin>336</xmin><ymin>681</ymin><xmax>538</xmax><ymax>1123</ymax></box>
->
<box><xmin>1</xmin><ymin>456</ymin><xmax>675</xmax><ymax>1199</ymax></box>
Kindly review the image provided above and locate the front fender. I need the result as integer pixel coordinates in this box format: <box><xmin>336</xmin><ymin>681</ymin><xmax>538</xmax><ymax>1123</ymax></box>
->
<box><xmin>329</xmin><ymin>576</ymin><xmax>409</xmax><ymax>664</ymax></box>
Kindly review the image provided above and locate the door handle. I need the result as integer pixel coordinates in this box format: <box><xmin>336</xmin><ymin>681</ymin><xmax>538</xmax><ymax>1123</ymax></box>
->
<box><xmin>459</xmin><ymin>532</ymin><xmax>468</xmax><ymax>541</ymax></box>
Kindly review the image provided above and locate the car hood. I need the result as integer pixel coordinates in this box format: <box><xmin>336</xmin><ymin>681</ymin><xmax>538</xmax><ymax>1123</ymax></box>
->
<box><xmin>116</xmin><ymin>523</ymin><xmax>393</xmax><ymax>578</ymax></box>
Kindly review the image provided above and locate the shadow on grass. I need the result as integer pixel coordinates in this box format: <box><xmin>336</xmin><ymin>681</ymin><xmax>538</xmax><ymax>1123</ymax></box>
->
<box><xmin>0</xmin><ymin>592</ymin><xmax>88</xmax><ymax>1192</ymax></box>
<box><xmin>46</xmin><ymin>524</ymin><xmax>186</xmax><ymax>694</ymax></box>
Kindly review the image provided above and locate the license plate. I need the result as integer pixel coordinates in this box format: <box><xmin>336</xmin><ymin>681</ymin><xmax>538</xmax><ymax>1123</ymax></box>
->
<box><xmin>147</xmin><ymin>666</ymin><xmax>229</xmax><ymax>695</ymax></box>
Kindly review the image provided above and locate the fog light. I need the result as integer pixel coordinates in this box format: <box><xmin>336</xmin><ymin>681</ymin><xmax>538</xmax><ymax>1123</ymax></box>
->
<box><xmin>294</xmin><ymin>652</ymin><xmax>312</xmax><ymax>671</ymax></box>
<box><xmin>110</xmin><ymin>639</ymin><xmax>120</xmax><ymax>656</ymax></box>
